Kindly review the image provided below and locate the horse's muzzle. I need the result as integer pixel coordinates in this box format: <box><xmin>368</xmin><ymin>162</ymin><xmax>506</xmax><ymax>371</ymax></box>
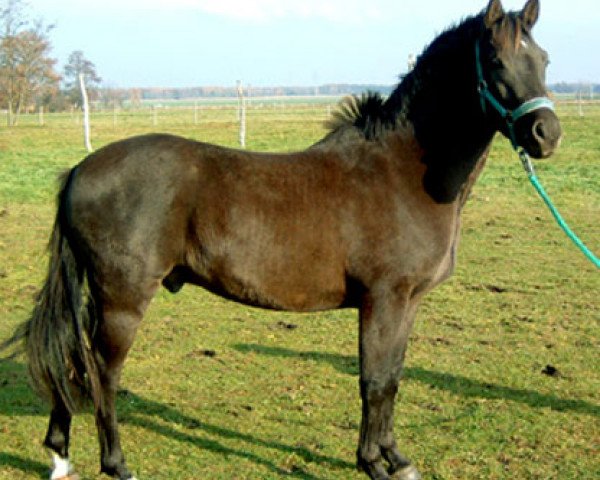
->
<box><xmin>517</xmin><ymin>108</ymin><xmax>562</xmax><ymax>159</ymax></box>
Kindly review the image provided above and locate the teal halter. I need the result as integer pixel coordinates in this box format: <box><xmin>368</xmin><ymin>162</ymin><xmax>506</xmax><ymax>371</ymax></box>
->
<box><xmin>475</xmin><ymin>41</ymin><xmax>555</xmax><ymax>149</ymax></box>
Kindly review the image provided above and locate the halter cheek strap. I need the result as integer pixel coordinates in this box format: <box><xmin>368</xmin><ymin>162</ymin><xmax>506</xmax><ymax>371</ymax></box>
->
<box><xmin>475</xmin><ymin>41</ymin><xmax>555</xmax><ymax>150</ymax></box>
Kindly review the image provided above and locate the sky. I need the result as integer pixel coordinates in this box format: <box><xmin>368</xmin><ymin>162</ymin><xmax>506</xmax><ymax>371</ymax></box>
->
<box><xmin>30</xmin><ymin>0</ymin><xmax>600</xmax><ymax>89</ymax></box>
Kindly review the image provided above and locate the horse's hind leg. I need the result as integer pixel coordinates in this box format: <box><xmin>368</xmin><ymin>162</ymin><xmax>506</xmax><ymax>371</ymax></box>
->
<box><xmin>92</xmin><ymin>298</ymin><xmax>148</xmax><ymax>480</ymax></box>
<box><xmin>44</xmin><ymin>398</ymin><xmax>75</xmax><ymax>479</ymax></box>
<box><xmin>357</xmin><ymin>291</ymin><xmax>421</xmax><ymax>480</ymax></box>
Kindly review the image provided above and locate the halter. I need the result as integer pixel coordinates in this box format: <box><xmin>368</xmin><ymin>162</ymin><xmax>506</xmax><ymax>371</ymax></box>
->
<box><xmin>475</xmin><ymin>41</ymin><xmax>555</xmax><ymax>150</ymax></box>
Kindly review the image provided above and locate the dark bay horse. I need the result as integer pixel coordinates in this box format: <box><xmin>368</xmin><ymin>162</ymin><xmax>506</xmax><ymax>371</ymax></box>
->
<box><xmin>5</xmin><ymin>1</ymin><xmax>561</xmax><ymax>479</ymax></box>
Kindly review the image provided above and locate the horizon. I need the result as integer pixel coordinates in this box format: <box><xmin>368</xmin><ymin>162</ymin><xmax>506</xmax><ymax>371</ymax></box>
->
<box><xmin>91</xmin><ymin>80</ymin><xmax>600</xmax><ymax>92</ymax></box>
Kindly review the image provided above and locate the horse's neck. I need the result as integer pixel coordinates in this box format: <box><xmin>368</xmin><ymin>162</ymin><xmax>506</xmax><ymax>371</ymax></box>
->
<box><xmin>393</xmin><ymin>41</ymin><xmax>496</xmax><ymax>204</ymax></box>
<box><xmin>419</xmin><ymin>126</ymin><xmax>494</xmax><ymax>205</ymax></box>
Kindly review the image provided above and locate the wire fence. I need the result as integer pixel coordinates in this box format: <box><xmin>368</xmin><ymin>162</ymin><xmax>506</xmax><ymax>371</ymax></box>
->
<box><xmin>6</xmin><ymin>97</ymin><xmax>337</xmax><ymax>128</ymax></box>
<box><xmin>4</xmin><ymin>97</ymin><xmax>600</xmax><ymax>153</ymax></box>
<box><xmin>1</xmin><ymin>97</ymin><xmax>344</xmax><ymax>153</ymax></box>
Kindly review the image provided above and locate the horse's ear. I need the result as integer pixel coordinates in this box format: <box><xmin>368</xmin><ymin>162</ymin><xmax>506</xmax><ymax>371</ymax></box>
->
<box><xmin>484</xmin><ymin>0</ymin><xmax>505</xmax><ymax>29</ymax></box>
<box><xmin>520</xmin><ymin>0</ymin><xmax>540</xmax><ymax>30</ymax></box>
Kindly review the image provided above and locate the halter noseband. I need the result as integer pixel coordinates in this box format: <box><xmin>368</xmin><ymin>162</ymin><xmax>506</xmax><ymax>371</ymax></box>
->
<box><xmin>475</xmin><ymin>41</ymin><xmax>555</xmax><ymax>150</ymax></box>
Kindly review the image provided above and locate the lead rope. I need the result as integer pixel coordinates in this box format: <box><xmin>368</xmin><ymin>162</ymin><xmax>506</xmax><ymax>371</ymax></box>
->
<box><xmin>518</xmin><ymin>149</ymin><xmax>600</xmax><ymax>269</ymax></box>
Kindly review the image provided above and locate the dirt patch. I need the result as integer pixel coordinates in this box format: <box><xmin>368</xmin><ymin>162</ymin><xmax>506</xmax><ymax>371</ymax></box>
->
<box><xmin>541</xmin><ymin>364</ymin><xmax>561</xmax><ymax>378</ymax></box>
<box><xmin>273</xmin><ymin>321</ymin><xmax>298</xmax><ymax>330</ymax></box>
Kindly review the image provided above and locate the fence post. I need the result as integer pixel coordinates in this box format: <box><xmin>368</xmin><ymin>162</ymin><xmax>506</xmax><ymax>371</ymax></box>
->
<box><xmin>237</xmin><ymin>80</ymin><xmax>246</xmax><ymax>148</ymax></box>
<box><xmin>79</xmin><ymin>73</ymin><xmax>93</xmax><ymax>152</ymax></box>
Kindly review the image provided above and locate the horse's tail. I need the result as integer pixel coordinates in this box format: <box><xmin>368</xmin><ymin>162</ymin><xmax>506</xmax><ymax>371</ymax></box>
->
<box><xmin>1</xmin><ymin>168</ymin><xmax>101</xmax><ymax>413</ymax></box>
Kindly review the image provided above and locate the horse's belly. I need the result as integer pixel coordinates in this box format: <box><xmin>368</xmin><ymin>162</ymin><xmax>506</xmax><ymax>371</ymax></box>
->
<box><xmin>210</xmin><ymin>270</ymin><xmax>347</xmax><ymax>312</ymax></box>
<box><xmin>230</xmin><ymin>262</ymin><xmax>348</xmax><ymax>311</ymax></box>
<box><xmin>179</xmin><ymin>247</ymin><xmax>348</xmax><ymax>312</ymax></box>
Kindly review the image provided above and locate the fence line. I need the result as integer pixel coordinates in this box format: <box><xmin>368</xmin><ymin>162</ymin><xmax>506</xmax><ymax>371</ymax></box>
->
<box><xmin>5</xmin><ymin>98</ymin><xmax>599</xmax><ymax>132</ymax></box>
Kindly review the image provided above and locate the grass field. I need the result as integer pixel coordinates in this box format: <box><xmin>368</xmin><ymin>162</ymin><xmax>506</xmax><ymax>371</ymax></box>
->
<box><xmin>0</xmin><ymin>100</ymin><xmax>598</xmax><ymax>480</ymax></box>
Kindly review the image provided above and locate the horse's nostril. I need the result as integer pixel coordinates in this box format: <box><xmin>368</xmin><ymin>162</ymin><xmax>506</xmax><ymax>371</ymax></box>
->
<box><xmin>533</xmin><ymin>120</ymin><xmax>546</xmax><ymax>141</ymax></box>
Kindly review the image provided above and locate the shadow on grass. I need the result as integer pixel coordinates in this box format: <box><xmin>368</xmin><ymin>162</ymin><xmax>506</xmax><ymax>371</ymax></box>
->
<box><xmin>118</xmin><ymin>391</ymin><xmax>352</xmax><ymax>479</ymax></box>
<box><xmin>0</xmin><ymin>359</ymin><xmax>351</xmax><ymax>479</ymax></box>
<box><xmin>234</xmin><ymin>343</ymin><xmax>600</xmax><ymax>418</ymax></box>
<box><xmin>2</xmin><ymin>340</ymin><xmax>598</xmax><ymax>478</ymax></box>
<box><xmin>0</xmin><ymin>453</ymin><xmax>48</xmax><ymax>479</ymax></box>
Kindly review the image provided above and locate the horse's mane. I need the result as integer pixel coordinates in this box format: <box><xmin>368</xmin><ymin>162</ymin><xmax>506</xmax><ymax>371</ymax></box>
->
<box><xmin>325</xmin><ymin>92</ymin><xmax>398</xmax><ymax>141</ymax></box>
<box><xmin>327</xmin><ymin>11</ymin><xmax>522</xmax><ymax>141</ymax></box>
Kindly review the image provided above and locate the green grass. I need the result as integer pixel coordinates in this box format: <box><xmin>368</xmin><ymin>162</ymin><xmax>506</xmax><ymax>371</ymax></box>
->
<box><xmin>0</xmin><ymin>102</ymin><xmax>598</xmax><ymax>480</ymax></box>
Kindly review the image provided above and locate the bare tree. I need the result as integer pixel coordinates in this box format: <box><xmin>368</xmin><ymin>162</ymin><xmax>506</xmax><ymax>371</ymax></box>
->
<box><xmin>63</xmin><ymin>50</ymin><xmax>101</xmax><ymax>107</ymax></box>
<box><xmin>1</xmin><ymin>0</ymin><xmax>25</xmax><ymax>37</ymax></box>
<box><xmin>0</xmin><ymin>0</ymin><xmax>59</xmax><ymax>125</ymax></box>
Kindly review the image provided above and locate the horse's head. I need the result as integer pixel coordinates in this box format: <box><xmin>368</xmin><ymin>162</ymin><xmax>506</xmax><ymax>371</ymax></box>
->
<box><xmin>478</xmin><ymin>0</ymin><xmax>561</xmax><ymax>159</ymax></box>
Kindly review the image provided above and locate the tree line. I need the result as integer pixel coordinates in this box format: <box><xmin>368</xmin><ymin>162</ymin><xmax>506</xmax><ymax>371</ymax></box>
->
<box><xmin>550</xmin><ymin>82</ymin><xmax>599</xmax><ymax>96</ymax></box>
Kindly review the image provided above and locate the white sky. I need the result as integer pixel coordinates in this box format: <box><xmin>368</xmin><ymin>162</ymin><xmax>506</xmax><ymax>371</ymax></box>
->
<box><xmin>30</xmin><ymin>0</ymin><xmax>600</xmax><ymax>88</ymax></box>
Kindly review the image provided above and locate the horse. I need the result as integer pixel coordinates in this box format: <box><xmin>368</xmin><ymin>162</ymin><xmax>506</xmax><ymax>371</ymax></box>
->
<box><xmin>4</xmin><ymin>1</ymin><xmax>561</xmax><ymax>479</ymax></box>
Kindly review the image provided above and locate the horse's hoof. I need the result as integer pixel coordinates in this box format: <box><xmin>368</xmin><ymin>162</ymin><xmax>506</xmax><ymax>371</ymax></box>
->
<box><xmin>357</xmin><ymin>457</ymin><xmax>391</xmax><ymax>480</ymax></box>
<box><xmin>391</xmin><ymin>465</ymin><xmax>421</xmax><ymax>480</ymax></box>
<box><xmin>54</xmin><ymin>475</ymin><xmax>80</xmax><ymax>480</ymax></box>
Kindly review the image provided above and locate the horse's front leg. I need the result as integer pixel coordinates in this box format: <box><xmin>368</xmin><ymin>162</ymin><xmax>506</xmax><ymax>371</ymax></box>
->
<box><xmin>357</xmin><ymin>289</ymin><xmax>421</xmax><ymax>480</ymax></box>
